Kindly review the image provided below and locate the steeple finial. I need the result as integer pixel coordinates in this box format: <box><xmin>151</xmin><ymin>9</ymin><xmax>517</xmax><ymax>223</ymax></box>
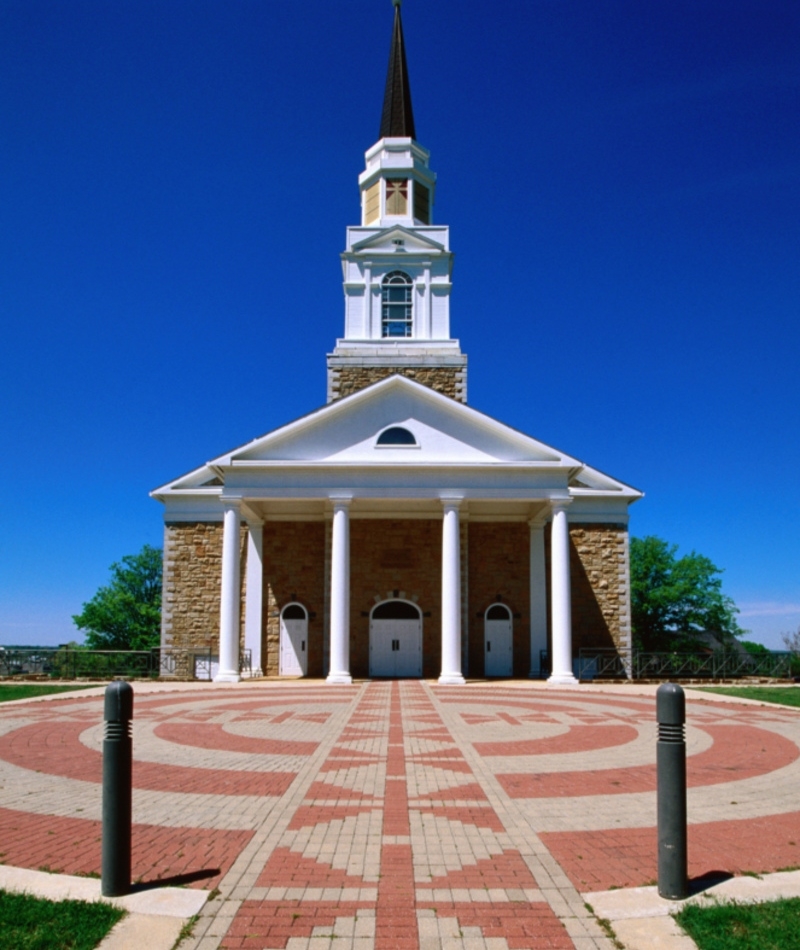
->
<box><xmin>379</xmin><ymin>0</ymin><xmax>416</xmax><ymax>140</ymax></box>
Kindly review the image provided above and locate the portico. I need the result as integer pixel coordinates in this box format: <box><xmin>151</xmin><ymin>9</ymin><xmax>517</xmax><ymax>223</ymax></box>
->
<box><xmin>186</xmin><ymin>369</ymin><xmax>637</xmax><ymax>685</ymax></box>
<box><xmin>219</xmin><ymin>494</ymin><xmax>576</xmax><ymax>686</ymax></box>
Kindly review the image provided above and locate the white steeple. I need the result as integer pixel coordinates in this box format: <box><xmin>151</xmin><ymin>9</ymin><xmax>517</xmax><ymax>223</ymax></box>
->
<box><xmin>326</xmin><ymin>1</ymin><xmax>466</xmax><ymax>403</ymax></box>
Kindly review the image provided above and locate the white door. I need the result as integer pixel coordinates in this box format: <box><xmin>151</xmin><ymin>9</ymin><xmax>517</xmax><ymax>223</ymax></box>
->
<box><xmin>370</xmin><ymin>618</ymin><xmax>422</xmax><ymax>677</ymax></box>
<box><xmin>485</xmin><ymin>604</ymin><xmax>513</xmax><ymax>677</ymax></box>
<box><xmin>280</xmin><ymin>607</ymin><xmax>308</xmax><ymax>676</ymax></box>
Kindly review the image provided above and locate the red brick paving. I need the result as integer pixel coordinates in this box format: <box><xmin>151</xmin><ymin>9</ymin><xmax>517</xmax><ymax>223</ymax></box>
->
<box><xmin>0</xmin><ymin>720</ymin><xmax>297</xmax><ymax>796</ymax></box>
<box><xmin>498</xmin><ymin>724</ymin><xmax>798</xmax><ymax>798</ymax></box>
<box><xmin>287</xmin><ymin>803</ymin><xmax>380</xmax><ymax>830</ymax></box>
<box><xmin>0</xmin><ymin>806</ymin><xmax>251</xmax><ymax>888</ymax></box>
<box><xmin>542</xmin><ymin>810</ymin><xmax>800</xmax><ymax>892</ymax></box>
<box><xmin>414</xmin><ymin>804</ymin><xmax>505</xmax><ymax>831</ymax></box>
<box><xmin>256</xmin><ymin>847</ymin><xmax>370</xmax><ymax>889</ymax></box>
<box><xmin>221</xmin><ymin>900</ymin><xmax>374</xmax><ymax>950</ymax></box>
<box><xmin>474</xmin><ymin>724</ymin><xmax>639</xmax><ymax>757</ymax></box>
<box><xmin>421</xmin><ymin>902</ymin><xmax>575</xmax><ymax>949</ymax></box>
<box><xmin>425</xmin><ymin>849</ymin><xmax>540</xmax><ymax>890</ymax></box>
<box><xmin>154</xmin><ymin>721</ymin><xmax>319</xmax><ymax>756</ymax></box>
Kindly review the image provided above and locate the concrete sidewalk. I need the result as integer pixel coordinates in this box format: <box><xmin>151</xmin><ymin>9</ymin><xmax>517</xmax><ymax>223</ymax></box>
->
<box><xmin>0</xmin><ymin>679</ymin><xmax>797</xmax><ymax>948</ymax></box>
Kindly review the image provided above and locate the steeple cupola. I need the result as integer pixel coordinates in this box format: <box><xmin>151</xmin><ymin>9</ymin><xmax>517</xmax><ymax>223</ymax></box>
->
<box><xmin>327</xmin><ymin>0</ymin><xmax>467</xmax><ymax>404</ymax></box>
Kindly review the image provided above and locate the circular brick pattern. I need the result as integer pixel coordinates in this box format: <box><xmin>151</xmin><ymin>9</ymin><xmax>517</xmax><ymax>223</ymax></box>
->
<box><xmin>0</xmin><ymin>682</ymin><xmax>798</xmax><ymax>948</ymax></box>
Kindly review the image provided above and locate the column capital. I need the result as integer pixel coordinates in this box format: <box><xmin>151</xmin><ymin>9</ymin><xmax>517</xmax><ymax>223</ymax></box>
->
<box><xmin>439</xmin><ymin>494</ymin><xmax>464</xmax><ymax>511</ymax></box>
<box><xmin>528</xmin><ymin>513</ymin><xmax>549</xmax><ymax>530</ymax></box>
<box><xmin>549</xmin><ymin>497</ymin><xmax>573</xmax><ymax>515</ymax></box>
<box><xmin>219</xmin><ymin>496</ymin><xmax>243</xmax><ymax>513</ymax></box>
<box><xmin>329</xmin><ymin>494</ymin><xmax>353</xmax><ymax>510</ymax></box>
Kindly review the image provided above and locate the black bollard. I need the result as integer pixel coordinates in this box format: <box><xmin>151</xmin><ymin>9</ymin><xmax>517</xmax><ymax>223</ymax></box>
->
<box><xmin>656</xmin><ymin>682</ymin><xmax>688</xmax><ymax>900</ymax></box>
<box><xmin>101</xmin><ymin>681</ymin><xmax>133</xmax><ymax>897</ymax></box>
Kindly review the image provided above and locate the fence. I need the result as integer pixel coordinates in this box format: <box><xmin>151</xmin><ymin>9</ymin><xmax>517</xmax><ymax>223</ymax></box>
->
<box><xmin>0</xmin><ymin>647</ymin><xmax>252</xmax><ymax>681</ymax></box>
<box><xmin>577</xmin><ymin>648</ymin><xmax>793</xmax><ymax>682</ymax></box>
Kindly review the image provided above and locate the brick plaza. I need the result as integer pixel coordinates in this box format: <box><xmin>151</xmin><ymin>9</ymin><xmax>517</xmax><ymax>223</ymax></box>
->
<box><xmin>1</xmin><ymin>680</ymin><xmax>798</xmax><ymax>948</ymax></box>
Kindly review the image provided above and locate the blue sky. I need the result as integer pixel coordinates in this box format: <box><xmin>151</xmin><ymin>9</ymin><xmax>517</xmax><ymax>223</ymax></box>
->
<box><xmin>1</xmin><ymin>0</ymin><xmax>798</xmax><ymax>649</ymax></box>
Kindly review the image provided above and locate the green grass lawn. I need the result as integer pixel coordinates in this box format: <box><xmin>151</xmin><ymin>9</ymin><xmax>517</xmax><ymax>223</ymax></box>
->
<box><xmin>0</xmin><ymin>889</ymin><xmax>124</xmax><ymax>950</ymax></box>
<box><xmin>675</xmin><ymin>897</ymin><xmax>800</xmax><ymax>950</ymax></box>
<box><xmin>696</xmin><ymin>686</ymin><xmax>800</xmax><ymax>708</ymax></box>
<box><xmin>0</xmin><ymin>684</ymin><xmax>94</xmax><ymax>703</ymax></box>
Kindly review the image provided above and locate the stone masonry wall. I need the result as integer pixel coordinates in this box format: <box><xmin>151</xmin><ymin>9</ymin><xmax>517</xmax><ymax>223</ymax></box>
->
<box><xmin>330</xmin><ymin>366</ymin><xmax>466</xmax><ymax>402</ymax></box>
<box><xmin>467</xmin><ymin>522</ymin><xmax>531</xmax><ymax>678</ymax></box>
<box><xmin>569</xmin><ymin>524</ymin><xmax>631</xmax><ymax>656</ymax></box>
<box><xmin>161</xmin><ymin>522</ymin><xmax>247</xmax><ymax>665</ymax></box>
<box><xmin>349</xmin><ymin>519</ymin><xmax>442</xmax><ymax>679</ymax></box>
<box><xmin>262</xmin><ymin>522</ymin><xmax>326</xmax><ymax>677</ymax></box>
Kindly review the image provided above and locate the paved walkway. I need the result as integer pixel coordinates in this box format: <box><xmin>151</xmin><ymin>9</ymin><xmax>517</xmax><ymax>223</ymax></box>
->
<box><xmin>0</xmin><ymin>680</ymin><xmax>798</xmax><ymax>949</ymax></box>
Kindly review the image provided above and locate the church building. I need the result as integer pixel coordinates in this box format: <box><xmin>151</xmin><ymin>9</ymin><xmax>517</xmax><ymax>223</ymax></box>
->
<box><xmin>151</xmin><ymin>3</ymin><xmax>642</xmax><ymax>685</ymax></box>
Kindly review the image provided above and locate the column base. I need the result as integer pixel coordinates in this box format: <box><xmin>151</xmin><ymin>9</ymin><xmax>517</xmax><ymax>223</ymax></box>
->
<box><xmin>327</xmin><ymin>672</ymin><xmax>353</xmax><ymax>685</ymax></box>
<box><xmin>213</xmin><ymin>671</ymin><xmax>241</xmax><ymax>683</ymax></box>
<box><xmin>438</xmin><ymin>673</ymin><xmax>465</xmax><ymax>685</ymax></box>
<box><xmin>547</xmin><ymin>672</ymin><xmax>579</xmax><ymax>686</ymax></box>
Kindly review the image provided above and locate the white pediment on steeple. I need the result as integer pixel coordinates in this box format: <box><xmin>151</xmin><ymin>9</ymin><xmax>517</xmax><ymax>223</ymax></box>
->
<box><xmin>349</xmin><ymin>225</ymin><xmax>446</xmax><ymax>256</ymax></box>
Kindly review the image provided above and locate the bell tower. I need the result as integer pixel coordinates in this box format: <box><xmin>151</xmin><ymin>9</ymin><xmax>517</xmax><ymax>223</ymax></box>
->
<box><xmin>327</xmin><ymin>0</ymin><xmax>467</xmax><ymax>403</ymax></box>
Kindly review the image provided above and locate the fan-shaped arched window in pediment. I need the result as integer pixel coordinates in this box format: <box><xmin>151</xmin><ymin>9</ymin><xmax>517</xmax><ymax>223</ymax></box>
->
<box><xmin>376</xmin><ymin>426</ymin><xmax>417</xmax><ymax>446</ymax></box>
<box><xmin>382</xmin><ymin>271</ymin><xmax>412</xmax><ymax>338</ymax></box>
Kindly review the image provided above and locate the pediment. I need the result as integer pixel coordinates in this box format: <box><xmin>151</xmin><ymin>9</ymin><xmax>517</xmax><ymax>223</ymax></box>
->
<box><xmin>152</xmin><ymin>376</ymin><xmax>641</xmax><ymax>500</ymax></box>
<box><xmin>350</xmin><ymin>226</ymin><xmax>445</xmax><ymax>255</ymax></box>
<box><xmin>218</xmin><ymin>375</ymin><xmax>575</xmax><ymax>467</ymax></box>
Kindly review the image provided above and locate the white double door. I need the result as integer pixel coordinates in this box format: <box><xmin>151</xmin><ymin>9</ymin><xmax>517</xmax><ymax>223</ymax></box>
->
<box><xmin>485</xmin><ymin>619</ymin><xmax>513</xmax><ymax>677</ymax></box>
<box><xmin>369</xmin><ymin>618</ymin><xmax>422</xmax><ymax>677</ymax></box>
<box><xmin>280</xmin><ymin>618</ymin><xmax>308</xmax><ymax>676</ymax></box>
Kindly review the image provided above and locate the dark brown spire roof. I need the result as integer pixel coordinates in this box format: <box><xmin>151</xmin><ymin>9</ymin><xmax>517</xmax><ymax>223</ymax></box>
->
<box><xmin>379</xmin><ymin>1</ymin><xmax>416</xmax><ymax>140</ymax></box>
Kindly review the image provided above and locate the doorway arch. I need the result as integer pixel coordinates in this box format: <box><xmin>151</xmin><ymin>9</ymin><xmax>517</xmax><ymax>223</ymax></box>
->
<box><xmin>484</xmin><ymin>603</ymin><xmax>512</xmax><ymax>677</ymax></box>
<box><xmin>369</xmin><ymin>599</ymin><xmax>422</xmax><ymax>678</ymax></box>
<box><xmin>280</xmin><ymin>602</ymin><xmax>308</xmax><ymax>676</ymax></box>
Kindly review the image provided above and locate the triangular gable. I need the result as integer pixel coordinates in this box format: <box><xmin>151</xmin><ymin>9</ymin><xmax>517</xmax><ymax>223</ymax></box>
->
<box><xmin>350</xmin><ymin>225</ymin><xmax>445</xmax><ymax>255</ymax></box>
<box><xmin>215</xmin><ymin>375</ymin><xmax>577</xmax><ymax>467</ymax></box>
<box><xmin>153</xmin><ymin>376</ymin><xmax>641</xmax><ymax>499</ymax></box>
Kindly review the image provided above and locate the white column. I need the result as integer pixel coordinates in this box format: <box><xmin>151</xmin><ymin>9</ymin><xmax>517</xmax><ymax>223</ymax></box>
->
<box><xmin>423</xmin><ymin>262</ymin><xmax>432</xmax><ymax>339</ymax></box>
<box><xmin>528</xmin><ymin>516</ymin><xmax>548</xmax><ymax>677</ymax></box>
<box><xmin>216</xmin><ymin>499</ymin><xmax>242</xmax><ymax>683</ymax></box>
<box><xmin>327</xmin><ymin>497</ymin><xmax>352</xmax><ymax>684</ymax></box>
<box><xmin>243</xmin><ymin>519</ymin><xmax>264</xmax><ymax>678</ymax></box>
<box><xmin>439</xmin><ymin>498</ymin><xmax>465</xmax><ymax>685</ymax></box>
<box><xmin>363</xmin><ymin>262</ymin><xmax>372</xmax><ymax>339</ymax></box>
<box><xmin>548</xmin><ymin>498</ymin><xmax>577</xmax><ymax>685</ymax></box>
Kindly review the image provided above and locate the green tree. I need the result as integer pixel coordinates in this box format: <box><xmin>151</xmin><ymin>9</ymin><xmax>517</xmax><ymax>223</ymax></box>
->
<box><xmin>782</xmin><ymin>625</ymin><xmax>800</xmax><ymax>676</ymax></box>
<box><xmin>630</xmin><ymin>536</ymin><xmax>742</xmax><ymax>652</ymax></box>
<box><xmin>73</xmin><ymin>545</ymin><xmax>162</xmax><ymax>650</ymax></box>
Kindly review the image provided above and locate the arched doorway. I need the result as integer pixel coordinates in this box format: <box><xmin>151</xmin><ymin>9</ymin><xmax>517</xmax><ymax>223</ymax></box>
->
<box><xmin>369</xmin><ymin>600</ymin><xmax>422</xmax><ymax>678</ymax></box>
<box><xmin>280</xmin><ymin>603</ymin><xmax>308</xmax><ymax>676</ymax></box>
<box><xmin>484</xmin><ymin>603</ymin><xmax>512</xmax><ymax>677</ymax></box>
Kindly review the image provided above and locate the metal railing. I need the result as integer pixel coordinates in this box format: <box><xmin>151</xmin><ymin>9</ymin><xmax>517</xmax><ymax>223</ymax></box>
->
<box><xmin>576</xmin><ymin>648</ymin><xmax>793</xmax><ymax>682</ymax></box>
<box><xmin>0</xmin><ymin>647</ymin><xmax>252</xmax><ymax>681</ymax></box>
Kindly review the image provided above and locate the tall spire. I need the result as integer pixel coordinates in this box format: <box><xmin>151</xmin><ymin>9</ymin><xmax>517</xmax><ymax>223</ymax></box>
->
<box><xmin>379</xmin><ymin>0</ymin><xmax>416</xmax><ymax>140</ymax></box>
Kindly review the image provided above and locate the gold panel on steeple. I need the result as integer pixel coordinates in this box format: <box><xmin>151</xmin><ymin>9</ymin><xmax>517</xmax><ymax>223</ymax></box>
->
<box><xmin>364</xmin><ymin>181</ymin><xmax>380</xmax><ymax>224</ymax></box>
